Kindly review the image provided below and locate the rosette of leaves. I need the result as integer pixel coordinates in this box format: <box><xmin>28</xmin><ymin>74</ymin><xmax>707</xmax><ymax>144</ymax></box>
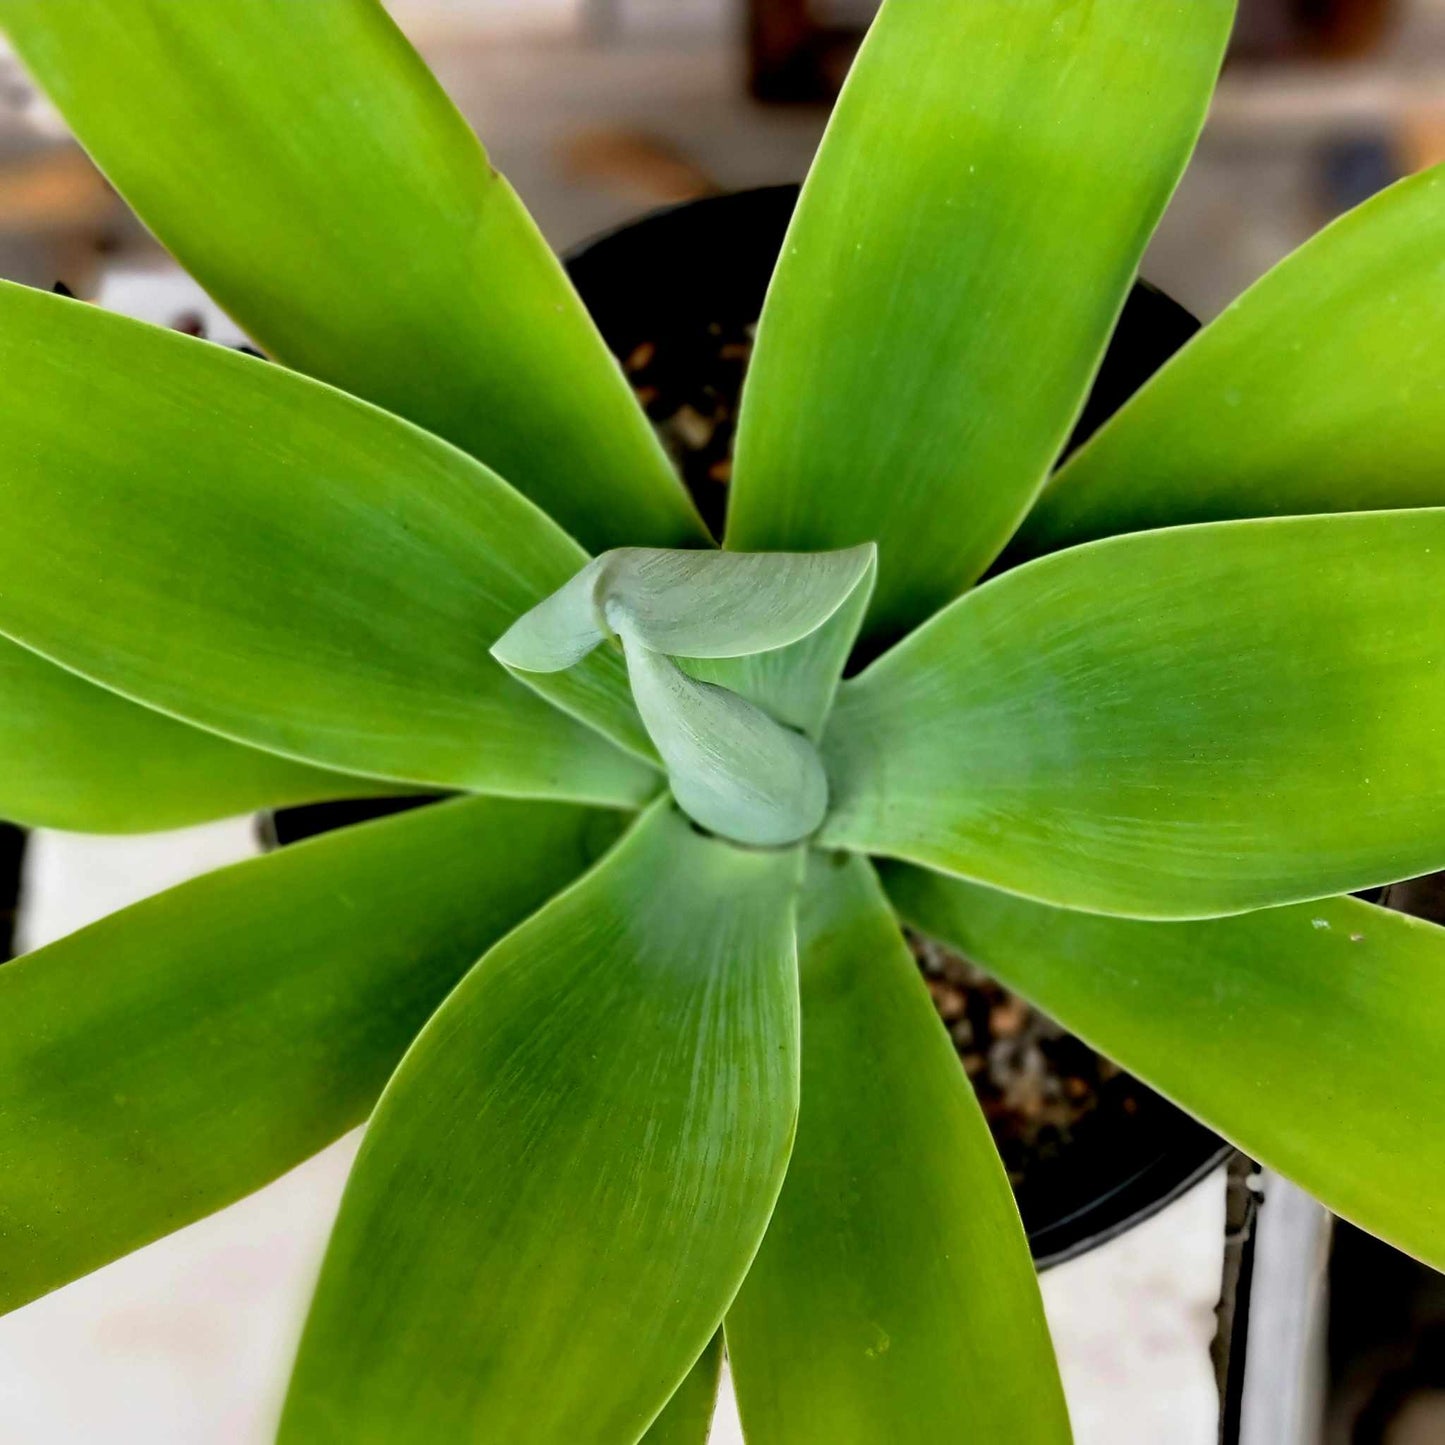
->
<box><xmin>3</xmin><ymin>2</ymin><xmax>1445</xmax><ymax>1441</ymax></box>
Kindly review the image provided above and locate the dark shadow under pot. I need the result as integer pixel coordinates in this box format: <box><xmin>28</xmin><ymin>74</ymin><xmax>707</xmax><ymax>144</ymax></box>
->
<box><xmin>269</xmin><ymin>185</ymin><xmax>1231</xmax><ymax>1270</ymax></box>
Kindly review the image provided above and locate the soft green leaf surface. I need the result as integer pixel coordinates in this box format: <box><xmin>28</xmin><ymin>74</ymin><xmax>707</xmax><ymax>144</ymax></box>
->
<box><xmin>886</xmin><ymin>862</ymin><xmax>1445</xmax><ymax>1272</ymax></box>
<box><xmin>603</xmin><ymin>546</ymin><xmax>876</xmax><ymax>660</ymax></box>
<box><xmin>279</xmin><ymin>804</ymin><xmax>802</xmax><ymax>1444</ymax></box>
<box><xmin>491</xmin><ymin>554</ymin><xmax>614</xmax><ymax>674</ymax></box>
<box><xmin>0</xmin><ymin>0</ymin><xmax>704</xmax><ymax>552</ymax></box>
<box><xmin>493</xmin><ymin>546</ymin><xmax>875</xmax><ymax>674</ymax></box>
<box><xmin>823</xmin><ymin>510</ymin><xmax>1445</xmax><ymax>919</ymax></box>
<box><xmin>727</xmin><ymin>854</ymin><xmax>1070</xmax><ymax>1444</ymax></box>
<box><xmin>0</xmin><ymin>282</ymin><xmax>656</xmax><ymax>798</ymax></box>
<box><xmin>641</xmin><ymin>1333</ymin><xmax>724</xmax><ymax>1445</ymax></box>
<box><xmin>0</xmin><ymin>636</ymin><xmax>395</xmax><ymax>832</ymax></box>
<box><xmin>1013</xmin><ymin>165</ymin><xmax>1445</xmax><ymax>560</ymax></box>
<box><xmin>0</xmin><ymin>796</ymin><xmax>624</xmax><ymax>1314</ymax></box>
<box><xmin>726</xmin><ymin>0</ymin><xmax>1234</xmax><ymax>640</ymax></box>
<box><xmin>686</xmin><ymin>550</ymin><xmax>876</xmax><ymax>740</ymax></box>
<box><xmin>624</xmin><ymin>640</ymin><xmax>829</xmax><ymax>847</ymax></box>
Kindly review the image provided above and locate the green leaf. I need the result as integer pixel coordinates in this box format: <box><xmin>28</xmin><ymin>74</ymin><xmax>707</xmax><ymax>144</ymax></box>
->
<box><xmin>0</xmin><ymin>635</ymin><xmax>397</xmax><ymax>832</ymax></box>
<box><xmin>279</xmin><ymin>803</ymin><xmax>802</xmax><ymax>1444</ymax></box>
<box><xmin>492</xmin><ymin>545</ymin><xmax>875</xmax><ymax>674</ymax></box>
<box><xmin>641</xmin><ymin>1333</ymin><xmax>724</xmax><ymax>1445</ymax></box>
<box><xmin>727</xmin><ymin>854</ymin><xmax>1071</xmax><ymax>1445</ymax></box>
<box><xmin>493</xmin><ymin>547</ymin><xmax>872</xmax><ymax>843</ymax></box>
<box><xmin>0</xmin><ymin>0</ymin><xmax>705</xmax><ymax>553</ymax></box>
<box><xmin>725</xmin><ymin>0</ymin><xmax>1235</xmax><ymax>641</ymax></box>
<box><xmin>1012</xmin><ymin>165</ymin><xmax>1445</xmax><ymax>561</ymax></box>
<box><xmin>685</xmin><ymin>550</ymin><xmax>877</xmax><ymax>740</ymax></box>
<box><xmin>623</xmin><ymin>640</ymin><xmax>829</xmax><ymax>847</ymax></box>
<box><xmin>0</xmin><ymin>795</ymin><xmax>625</xmax><ymax>1314</ymax></box>
<box><xmin>0</xmin><ymin>282</ymin><xmax>656</xmax><ymax>801</ymax></box>
<box><xmin>885</xmin><ymin>862</ymin><xmax>1445</xmax><ymax>1273</ymax></box>
<box><xmin>822</xmin><ymin>509</ymin><xmax>1445</xmax><ymax>920</ymax></box>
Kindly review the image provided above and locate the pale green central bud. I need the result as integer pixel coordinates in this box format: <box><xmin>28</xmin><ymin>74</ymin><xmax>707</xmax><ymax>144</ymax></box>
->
<box><xmin>492</xmin><ymin>546</ymin><xmax>875</xmax><ymax>847</ymax></box>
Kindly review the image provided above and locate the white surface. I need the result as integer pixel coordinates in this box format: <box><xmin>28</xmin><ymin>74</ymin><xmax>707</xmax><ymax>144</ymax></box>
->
<box><xmin>15</xmin><ymin>818</ymin><xmax>260</xmax><ymax>953</ymax></box>
<box><xmin>91</xmin><ymin>268</ymin><xmax>250</xmax><ymax>346</ymax></box>
<box><xmin>0</xmin><ymin>1109</ymin><xmax>1224</xmax><ymax>1443</ymax></box>
<box><xmin>1042</xmin><ymin>1171</ymin><xmax>1228</xmax><ymax>1445</ymax></box>
<box><xmin>0</xmin><ymin>1134</ymin><xmax>357</xmax><ymax>1445</ymax></box>
<box><xmin>387</xmin><ymin>0</ymin><xmax>582</xmax><ymax>36</ymax></box>
<box><xmin>1239</xmin><ymin>1173</ymin><xmax>1332</xmax><ymax>1445</ymax></box>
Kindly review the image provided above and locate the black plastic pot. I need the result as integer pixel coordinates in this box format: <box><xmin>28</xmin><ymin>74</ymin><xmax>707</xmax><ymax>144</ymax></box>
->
<box><xmin>272</xmin><ymin>186</ymin><xmax>1232</xmax><ymax>1268</ymax></box>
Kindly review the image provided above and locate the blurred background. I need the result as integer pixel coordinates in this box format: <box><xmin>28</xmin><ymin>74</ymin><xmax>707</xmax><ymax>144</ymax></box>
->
<box><xmin>4</xmin><ymin>0</ymin><xmax>1445</xmax><ymax>313</ymax></box>
<box><xmin>1</xmin><ymin>2</ymin><xmax>1444</xmax><ymax>1442</ymax></box>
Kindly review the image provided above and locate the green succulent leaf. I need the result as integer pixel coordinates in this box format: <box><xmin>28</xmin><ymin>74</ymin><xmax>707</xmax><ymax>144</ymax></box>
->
<box><xmin>725</xmin><ymin>0</ymin><xmax>1235</xmax><ymax>640</ymax></box>
<box><xmin>1012</xmin><ymin>164</ymin><xmax>1445</xmax><ymax>560</ymax></box>
<box><xmin>492</xmin><ymin>545</ymin><xmax>876</xmax><ymax>673</ymax></box>
<box><xmin>685</xmin><ymin>550</ymin><xmax>877</xmax><ymax>740</ymax></box>
<box><xmin>640</xmin><ymin>1333</ymin><xmax>724</xmax><ymax>1445</ymax></box>
<box><xmin>886</xmin><ymin>862</ymin><xmax>1445</xmax><ymax>1273</ymax></box>
<box><xmin>623</xmin><ymin>639</ymin><xmax>829</xmax><ymax>847</ymax></box>
<box><xmin>494</xmin><ymin>547</ymin><xmax>868</xmax><ymax>845</ymax></box>
<box><xmin>823</xmin><ymin>509</ymin><xmax>1445</xmax><ymax>920</ymax></box>
<box><xmin>0</xmin><ymin>0</ymin><xmax>705</xmax><ymax>552</ymax></box>
<box><xmin>0</xmin><ymin>635</ymin><xmax>398</xmax><ymax>833</ymax></box>
<box><xmin>0</xmin><ymin>795</ymin><xmax>625</xmax><ymax>1315</ymax></box>
<box><xmin>279</xmin><ymin>803</ymin><xmax>802</xmax><ymax>1444</ymax></box>
<box><xmin>0</xmin><ymin>282</ymin><xmax>657</xmax><ymax>800</ymax></box>
<box><xmin>727</xmin><ymin>854</ymin><xmax>1071</xmax><ymax>1445</ymax></box>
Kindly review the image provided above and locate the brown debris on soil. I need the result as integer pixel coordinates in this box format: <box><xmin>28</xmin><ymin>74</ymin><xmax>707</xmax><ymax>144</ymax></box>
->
<box><xmin>910</xmin><ymin>930</ymin><xmax>1154</xmax><ymax>1188</ymax></box>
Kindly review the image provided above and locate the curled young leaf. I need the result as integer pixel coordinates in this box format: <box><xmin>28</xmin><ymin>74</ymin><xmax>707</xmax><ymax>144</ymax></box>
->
<box><xmin>624</xmin><ymin>639</ymin><xmax>828</xmax><ymax>848</ymax></box>
<box><xmin>685</xmin><ymin>548</ymin><xmax>878</xmax><ymax>741</ymax></box>
<box><xmin>491</xmin><ymin>545</ymin><xmax>876</xmax><ymax>674</ymax></box>
<box><xmin>489</xmin><ymin>555</ymin><xmax>614</xmax><ymax>675</ymax></box>
<box><xmin>604</xmin><ymin>545</ymin><xmax>877</xmax><ymax>660</ymax></box>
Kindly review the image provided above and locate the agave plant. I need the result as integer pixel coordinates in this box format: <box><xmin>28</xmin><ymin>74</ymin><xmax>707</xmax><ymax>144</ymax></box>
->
<box><xmin>3</xmin><ymin>0</ymin><xmax>1445</xmax><ymax>1439</ymax></box>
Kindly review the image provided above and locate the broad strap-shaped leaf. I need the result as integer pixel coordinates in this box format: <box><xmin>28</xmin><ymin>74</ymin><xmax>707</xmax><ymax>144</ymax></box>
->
<box><xmin>641</xmin><ymin>1333</ymin><xmax>724</xmax><ymax>1445</ymax></box>
<box><xmin>0</xmin><ymin>795</ymin><xmax>625</xmax><ymax>1314</ymax></box>
<box><xmin>725</xmin><ymin>0</ymin><xmax>1235</xmax><ymax>641</ymax></box>
<box><xmin>1012</xmin><ymin>165</ymin><xmax>1445</xmax><ymax>561</ymax></box>
<box><xmin>727</xmin><ymin>854</ymin><xmax>1070</xmax><ymax>1444</ymax></box>
<box><xmin>0</xmin><ymin>0</ymin><xmax>705</xmax><ymax>552</ymax></box>
<box><xmin>0</xmin><ymin>634</ymin><xmax>398</xmax><ymax>832</ymax></box>
<box><xmin>822</xmin><ymin>509</ymin><xmax>1445</xmax><ymax>920</ymax></box>
<box><xmin>886</xmin><ymin>862</ymin><xmax>1445</xmax><ymax>1273</ymax></box>
<box><xmin>279</xmin><ymin>804</ymin><xmax>802</xmax><ymax>1444</ymax></box>
<box><xmin>622</xmin><ymin>638</ymin><xmax>829</xmax><ymax>847</ymax></box>
<box><xmin>0</xmin><ymin>282</ymin><xmax>657</xmax><ymax>800</ymax></box>
<box><xmin>492</xmin><ymin>545</ymin><xmax>875</xmax><ymax>673</ymax></box>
